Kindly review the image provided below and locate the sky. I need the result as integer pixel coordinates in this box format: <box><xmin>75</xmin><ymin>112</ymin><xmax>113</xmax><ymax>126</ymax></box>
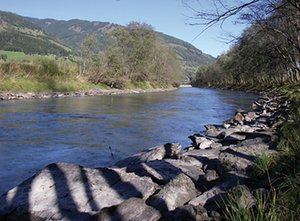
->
<box><xmin>1</xmin><ymin>0</ymin><xmax>247</xmax><ymax>57</ymax></box>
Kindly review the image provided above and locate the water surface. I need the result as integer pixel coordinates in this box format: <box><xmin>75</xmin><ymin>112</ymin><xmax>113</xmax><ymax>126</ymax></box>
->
<box><xmin>0</xmin><ymin>87</ymin><xmax>258</xmax><ymax>195</ymax></box>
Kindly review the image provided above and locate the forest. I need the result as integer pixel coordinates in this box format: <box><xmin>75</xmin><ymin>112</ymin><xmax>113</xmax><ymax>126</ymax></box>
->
<box><xmin>0</xmin><ymin>11</ymin><xmax>71</xmax><ymax>56</ymax></box>
<box><xmin>191</xmin><ymin>0</ymin><xmax>300</xmax><ymax>90</ymax></box>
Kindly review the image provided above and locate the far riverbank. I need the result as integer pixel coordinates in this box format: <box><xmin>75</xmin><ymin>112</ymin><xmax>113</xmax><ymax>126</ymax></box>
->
<box><xmin>0</xmin><ymin>87</ymin><xmax>177</xmax><ymax>101</ymax></box>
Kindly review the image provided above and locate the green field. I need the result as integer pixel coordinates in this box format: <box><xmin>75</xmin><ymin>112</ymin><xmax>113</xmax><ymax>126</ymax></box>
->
<box><xmin>0</xmin><ymin>50</ymin><xmax>75</xmax><ymax>63</ymax></box>
<box><xmin>0</xmin><ymin>50</ymin><xmax>26</xmax><ymax>58</ymax></box>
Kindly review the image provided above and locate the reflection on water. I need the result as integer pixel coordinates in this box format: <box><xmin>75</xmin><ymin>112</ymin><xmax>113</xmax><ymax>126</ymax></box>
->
<box><xmin>0</xmin><ymin>88</ymin><xmax>258</xmax><ymax>195</ymax></box>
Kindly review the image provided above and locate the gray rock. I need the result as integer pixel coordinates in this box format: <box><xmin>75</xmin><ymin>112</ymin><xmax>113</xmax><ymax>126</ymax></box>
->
<box><xmin>204</xmin><ymin>124</ymin><xmax>224</xmax><ymax>131</ymax></box>
<box><xmin>244</xmin><ymin>111</ymin><xmax>259</xmax><ymax>122</ymax></box>
<box><xmin>209</xmin><ymin>210</ymin><xmax>223</xmax><ymax>221</ymax></box>
<box><xmin>189</xmin><ymin>187</ymin><xmax>224</xmax><ymax>207</ymax></box>
<box><xmin>219</xmin><ymin>147</ymin><xmax>255</xmax><ymax>172</ymax></box>
<box><xmin>228</xmin><ymin>185</ymin><xmax>258</xmax><ymax>209</ymax></box>
<box><xmin>141</xmin><ymin>157</ymin><xmax>205</xmax><ymax>184</ymax></box>
<box><xmin>224</xmin><ymin>133</ymin><xmax>247</xmax><ymax>142</ymax></box>
<box><xmin>216</xmin><ymin>171</ymin><xmax>250</xmax><ymax>189</ymax></box>
<box><xmin>194</xmin><ymin>205</ymin><xmax>209</xmax><ymax>219</ymax></box>
<box><xmin>163</xmin><ymin>204</ymin><xmax>197</xmax><ymax>221</ymax></box>
<box><xmin>182</xmin><ymin>148</ymin><xmax>221</xmax><ymax>160</ymax></box>
<box><xmin>0</xmin><ymin>162</ymin><xmax>158</xmax><ymax>220</ymax></box>
<box><xmin>89</xmin><ymin>197</ymin><xmax>161</xmax><ymax>221</ymax></box>
<box><xmin>189</xmin><ymin>136</ymin><xmax>216</xmax><ymax>149</ymax></box>
<box><xmin>204</xmin><ymin>125</ymin><xmax>226</xmax><ymax>138</ymax></box>
<box><xmin>114</xmin><ymin>143</ymin><xmax>182</xmax><ymax>168</ymax></box>
<box><xmin>203</xmin><ymin>170</ymin><xmax>219</xmax><ymax>182</ymax></box>
<box><xmin>181</xmin><ymin>150</ymin><xmax>223</xmax><ymax>176</ymax></box>
<box><xmin>148</xmin><ymin>173</ymin><xmax>199</xmax><ymax>212</ymax></box>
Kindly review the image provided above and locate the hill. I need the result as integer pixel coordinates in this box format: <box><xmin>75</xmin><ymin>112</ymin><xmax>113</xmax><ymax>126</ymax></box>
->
<box><xmin>159</xmin><ymin>33</ymin><xmax>215</xmax><ymax>78</ymax></box>
<box><xmin>0</xmin><ymin>11</ymin><xmax>72</xmax><ymax>56</ymax></box>
<box><xmin>24</xmin><ymin>17</ymin><xmax>215</xmax><ymax>78</ymax></box>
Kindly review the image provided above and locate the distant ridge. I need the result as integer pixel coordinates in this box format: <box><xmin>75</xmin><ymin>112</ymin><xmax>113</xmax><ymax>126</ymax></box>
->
<box><xmin>0</xmin><ymin>11</ymin><xmax>72</xmax><ymax>56</ymax></box>
<box><xmin>24</xmin><ymin>16</ymin><xmax>216</xmax><ymax>78</ymax></box>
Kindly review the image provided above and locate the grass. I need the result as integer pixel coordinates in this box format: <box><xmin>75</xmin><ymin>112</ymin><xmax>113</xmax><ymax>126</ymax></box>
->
<box><xmin>215</xmin><ymin>84</ymin><xmax>300</xmax><ymax>220</ymax></box>
<box><xmin>274</xmin><ymin>101</ymin><xmax>300</xmax><ymax>220</ymax></box>
<box><xmin>0</xmin><ymin>50</ymin><xmax>74</xmax><ymax>63</ymax></box>
<box><xmin>0</xmin><ymin>58</ymin><xmax>174</xmax><ymax>93</ymax></box>
<box><xmin>0</xmin><ymin>59</ymin><xmax>107</xmax><ymax>93</ymax></box>
<box><xmin>219</xmin><ymin>185</ymin><xmax>280</xmax><ymax>221</ymax></box>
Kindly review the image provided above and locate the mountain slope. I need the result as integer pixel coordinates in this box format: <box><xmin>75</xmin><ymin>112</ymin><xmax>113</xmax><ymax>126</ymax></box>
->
<box><xmin>0</xmin><ymin>11</ymin><xmax>72</xmax><ymax>55</ymax></box>
<box><xmin>159</xmin><ymin>33</ymin><xmax>215</xmax><ymax>78</ymax></box>
<box><xmin>25</xmin><ymin>17</ymin><xmax>215</xmax><ymax>77</ymax></box>
<box><xmin>25</xmin><ymin>17</ymin><xmax>114</xmax><ymax>51</ymax></box>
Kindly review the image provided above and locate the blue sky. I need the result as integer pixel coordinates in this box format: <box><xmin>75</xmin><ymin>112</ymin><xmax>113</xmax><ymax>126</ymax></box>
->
<box><xmin>1</xmin><ymin>0</ymin><xmax>247</xmax><ymax>57</ymax></box>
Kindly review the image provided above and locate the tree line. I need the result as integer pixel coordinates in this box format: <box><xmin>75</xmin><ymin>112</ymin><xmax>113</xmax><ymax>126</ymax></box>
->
<box><xmin>190</xmin><ymin>0</ymin><xmax>300</xmax><ymax>88</ymax></box>
<box><xmin>78</xmin><ymin>21</ymin><xmax>183</xmax><ymax>87</ymax></box>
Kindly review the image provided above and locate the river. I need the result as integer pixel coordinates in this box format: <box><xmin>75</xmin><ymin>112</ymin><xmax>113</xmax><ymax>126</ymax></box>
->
<box><xmin>0</xmin><ymin>87</ymin><xmax>258</xmax><ymax>195</ymax></box>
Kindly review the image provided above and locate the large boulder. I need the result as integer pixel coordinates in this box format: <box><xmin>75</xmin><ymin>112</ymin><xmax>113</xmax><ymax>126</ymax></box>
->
<box><xmin>89</xmin><ymin>197</ymin><xmax>161</xmax><ymax>221</ymax></box>
<box><xmin>227</xmin><ymin>185</ymin><xmax>258</xmax><ymax>209</ymax></box>
<box><xmin>0</xmin><ymin>162</ymin><xmax>158</xmax><ymax>220</ymax></box>
<box><xmin>114</xmin><ymin>143</ymin><xmax>182</xmax><ymax>168</ymax></box>
<box><xmin>148</xmin><ymin>173</ymin><xmax>199</xmax><ymax>213</ymax></box>
<box><xmin>219</xmin><ymin>146</ymin><xmax>256</xmax><ymax>172</ymax></box>
<box><xmin>189</xmin><ymin>187</ymin><xmax>225</xmax><ymax>208</ymax></box>
<box><xmin>140</xmin><ymin>157</ymin><xmax>205</xmax><ymax>184</ymax></box>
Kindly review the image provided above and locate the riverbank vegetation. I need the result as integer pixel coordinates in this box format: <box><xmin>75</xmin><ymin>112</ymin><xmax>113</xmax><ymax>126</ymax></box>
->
<box><xmin>0</xmin><ymin>21</ymin><xmax>182</xmax><ymax>92</ymax></box>
<box><xmin>191</xmin><ymin>1</ymin><xmax>300</xmax><ymax>90</ymax></box>
<box><xmin>187</xmin><ymin>0</ymin><xmax>300</xmax><ymax>220</ymax></box>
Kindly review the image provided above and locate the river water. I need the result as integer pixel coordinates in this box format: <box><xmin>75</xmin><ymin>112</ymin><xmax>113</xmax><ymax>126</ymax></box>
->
<box><xmin>0</xmin><ymin>87</ymin><xmax>258</xmax><ymax>195</ymax></box>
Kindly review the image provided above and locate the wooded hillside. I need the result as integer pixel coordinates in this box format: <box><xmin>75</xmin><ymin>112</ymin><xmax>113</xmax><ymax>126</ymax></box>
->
<box><xmin>0</xmin><ymin>11</ymin><xmax>72</xmax><ymax>56</ymax></box>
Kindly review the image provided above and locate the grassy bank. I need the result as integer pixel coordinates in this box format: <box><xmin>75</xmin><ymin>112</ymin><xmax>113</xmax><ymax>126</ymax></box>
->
<box><xmin>0</xmin><ymin>59</ymin><xmax>174</xmax><ymax>93</ymax></box>
<box><xmin>0</xmin><ymin>59</ymin><xmax>97</xmax><ymax>92</ymax></box>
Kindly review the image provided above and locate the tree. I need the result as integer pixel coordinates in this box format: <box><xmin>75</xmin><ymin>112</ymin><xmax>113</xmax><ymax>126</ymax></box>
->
<box><xmin>107</xmin><ymin>21</ymin><xmax>157</xmax><ymax>81</ymax></box>
<box><xmin>105</xmin><ymin>21</ymin><xmax>183</xmax><ymax>87</ymax></box>
<box><xmin>78</xmin><ymin>34</ymin><xmax>99</xmax><ymax>76</ymax></box>
<box><xmin>186</xmin><ymin>0</ymin><xmax>300</xmax><ymax>84</ymax></box>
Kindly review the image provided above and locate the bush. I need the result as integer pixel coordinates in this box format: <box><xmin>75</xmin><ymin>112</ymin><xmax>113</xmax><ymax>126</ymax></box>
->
<box><xmin>39</xmin><ymin>59</ymin><xmax>63</xmax><ymax>76</ymax></box>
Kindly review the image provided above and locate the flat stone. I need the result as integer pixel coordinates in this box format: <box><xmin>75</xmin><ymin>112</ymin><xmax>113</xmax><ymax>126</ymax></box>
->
<box><xmin>148</xmin><ymin>174</ymin><xmax>199</xmax><ymax>212</ymax></box>
<box><xmin>114</xmin><ymin>143</ymin><xmax>182</xmax><ymax>168</ymax></box>
<box><xmin>89</xmin><ymin>197</ymin><xmax>161</xmax><ymax>221</ymax></box>
<box><xmin>189</xmin><ymin>187</ymin><xmax>224</xmax><ymax>207</ymax></box>
<box><xmin>0</xmin><ymin>163</ymin><xmax>158</xmax><ymax>220</ymax></box>
<box><xmin>228</xmin><ymin>185</ymin><xmax>258</xmax><ymax>209</ymax></box>
<box><xmin>219</xmin><ymin>147</ymin><xmax>255</xmax><ymax>172</ymax></box>
<box><xmin>141</xmin><ymin>157</ymin><xmax>205</xmax><ymax>184</ymax></box>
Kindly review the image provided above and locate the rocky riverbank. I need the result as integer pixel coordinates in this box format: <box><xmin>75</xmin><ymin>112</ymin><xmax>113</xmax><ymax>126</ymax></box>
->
<box><xmin>0</xmin><ymin>92</ymin><xmax>290</xmax><ymax>220</ymax></box>
<box><xmin>0</xmin><ymin>88</ymin><xmax>177</xmax><ymax>101</ymax></box>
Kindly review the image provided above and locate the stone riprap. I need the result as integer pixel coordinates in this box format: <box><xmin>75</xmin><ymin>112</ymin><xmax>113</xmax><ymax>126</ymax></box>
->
<box><xmin>0</xmin><ymin>92</ymin><xmax>290</xmax><ymax>220</ymax></box>
<box><xmin>0</xmin><ymin>88</ymin><xmax>177</xmax><ymax>101</ymax></box>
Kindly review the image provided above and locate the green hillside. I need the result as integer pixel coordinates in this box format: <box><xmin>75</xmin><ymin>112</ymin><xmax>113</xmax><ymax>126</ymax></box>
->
<box><xmin>0</xmin><ymin>11</ymin><xmax>72</xmax><ymax>56</ymax></box>
<box><xmin>159</xmin><ymin>33</ymin><xmax>215</xmax><ymax>78</ymax></box>
<box><xmin>24</xmin><ymin>17</ymin><xmax>215</xmax><ymax>78</ymax></box>
<box><xmin>25</xmin><ymin>17</ymin><xmax>114</xmax><ymax>51</ymax></box>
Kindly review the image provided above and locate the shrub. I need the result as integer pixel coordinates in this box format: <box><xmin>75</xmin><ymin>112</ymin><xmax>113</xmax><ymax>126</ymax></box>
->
<box><xmin>38</xmin><ymin>58</ymin><xmax>63</xmax><ymax>76</ymax></box>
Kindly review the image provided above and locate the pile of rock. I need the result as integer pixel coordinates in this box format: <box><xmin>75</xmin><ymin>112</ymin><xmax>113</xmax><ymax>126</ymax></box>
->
<box><xmin>0</xmin><ymin>92</ymin><xmax>290</xmax><ymax>220</ymax></box>
<box><xmin>0</xmin><ymin>88</ymin><xmax>177</xmax><ymax>101</ymax></box>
